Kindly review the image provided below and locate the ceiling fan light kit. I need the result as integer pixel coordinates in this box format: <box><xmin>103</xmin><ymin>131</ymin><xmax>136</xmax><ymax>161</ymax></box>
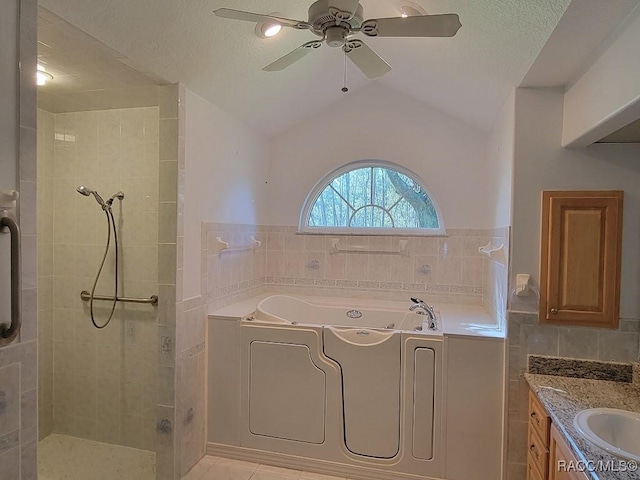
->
<box><xmin>255</xmin><ymin>12</ymin><xmax>285</xmax><ymax>38</ymax></box>
<box><xmin>214</xmin><ymin>0</ymin><xmax>461</xmax><ymax>80</ymax></box>
<box><xmin>256</xmin><ymin>22</ymin><xmax>282</xmax><ymax>38</ymax></box>
<box><xmin>397</xmin><ymin>1</ymin><xmax>427</xmax><ymax>18</ymax></box>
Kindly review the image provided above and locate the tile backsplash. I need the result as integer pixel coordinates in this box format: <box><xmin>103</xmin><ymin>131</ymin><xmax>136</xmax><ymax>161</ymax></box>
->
<box><xmin>505</xmin><ymin>311</ymin><xmax>640</xmax><ymax>480</ymax></box>
<box><xmin>203</xmin><ymin>223</ymin><xmax>509</xmax><ymax>320</ymax></box>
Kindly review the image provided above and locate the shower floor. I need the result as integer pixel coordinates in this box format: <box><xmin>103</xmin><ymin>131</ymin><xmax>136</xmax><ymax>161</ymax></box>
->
<box><xmin>38</xmin><ymin>434</ymin><xmax>155</xmax><ymax>480</ymax></box>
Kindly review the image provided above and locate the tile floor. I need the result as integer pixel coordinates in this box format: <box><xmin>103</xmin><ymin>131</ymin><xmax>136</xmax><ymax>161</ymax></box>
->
<box><xmin>38</xmin><ymin>433</ymin><xmax>156</xmax><ymax>480</ymax></box>
<box><xmin>182</xmin><ymin>456</ymin><xmax>351</xmax><ymax>480</ymax></box>
<box><xmin>38</xmin><ymin>433</ymin><xmax>351</xmax><ymax>480</ymax></box>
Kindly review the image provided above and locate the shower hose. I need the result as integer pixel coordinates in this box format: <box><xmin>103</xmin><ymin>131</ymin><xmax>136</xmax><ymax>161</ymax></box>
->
<box><xmin>89</xmin><ymin>206</ymin><xmax>119</xmax><ymax>329</ymax></box>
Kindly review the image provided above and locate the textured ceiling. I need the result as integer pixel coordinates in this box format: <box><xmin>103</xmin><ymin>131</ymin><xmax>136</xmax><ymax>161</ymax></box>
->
<box><xmin>37</xmin><ymin>0</ymin><xmax>639</xmax><ymax>137</ymax></box>
<box><xmin>37</xmin><ymin>8</ymin><xmax>163</xmax><ymax>112</ymax></box>
<box><xmin>37</xmin><ymin>8</ymin><xmax>161</xmax><ymax>94</ymax></box>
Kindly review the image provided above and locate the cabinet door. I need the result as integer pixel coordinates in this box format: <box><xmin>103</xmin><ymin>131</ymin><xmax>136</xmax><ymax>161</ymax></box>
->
<box><xmin>528</xmin><ymin>459</ymin><xmax>545</xmax><ymax>480</ymax></box>
<box><xmin>548</xmin><ymin>424</ymin><xmax>589</xmax><ymax>480</ymax></box>
<box><xmin>540</xmin><ymin>191</ymin><xmax>623</xmax><ymax>328</ymax></box>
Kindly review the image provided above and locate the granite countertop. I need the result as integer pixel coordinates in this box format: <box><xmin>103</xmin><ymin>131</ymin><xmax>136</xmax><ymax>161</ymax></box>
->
<box><xmin>525</xmin><ymin>357</ymin><xmax>640</xmax><ymax>480</ymax></box>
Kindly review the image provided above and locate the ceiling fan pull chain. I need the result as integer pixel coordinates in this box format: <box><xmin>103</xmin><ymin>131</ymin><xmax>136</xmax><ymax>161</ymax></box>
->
<box><xmin>342</xmin><ymin>47</ymin><xmax>349</xmax><ymax>93</ymax></box>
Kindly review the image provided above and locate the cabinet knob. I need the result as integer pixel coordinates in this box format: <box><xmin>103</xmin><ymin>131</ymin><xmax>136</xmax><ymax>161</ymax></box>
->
<box><xmin>530</xmin><ymin>444</ymin><xmax>539</xmax><ymax>460</ymax></box>
<box><xmin>530</xmin><ymin>411</ymin><xmax>540</xmax><ymax>426</ymax></box>
<box><xmin>550</xmin><ymin>308</ymin><xmax>558</xmax><ymax>315</ymax></box>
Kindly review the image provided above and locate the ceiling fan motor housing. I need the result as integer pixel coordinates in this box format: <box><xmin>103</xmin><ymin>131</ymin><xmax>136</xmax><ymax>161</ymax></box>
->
<box><xmin>325</xmin><ymin>26</ymin><xmax>347</xmax><ymax>47</ymax></box>
<box><xmin>308</xmin><ymin>0</ymin><xmax>364</xmax><ymax>35</ymax></box>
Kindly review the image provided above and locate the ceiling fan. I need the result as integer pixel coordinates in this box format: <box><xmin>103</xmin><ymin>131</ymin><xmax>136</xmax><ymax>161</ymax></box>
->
<box><xmin>213</xmin><ymin>0</ymin><xmax>461</xmax><ymax>80</ymax></box>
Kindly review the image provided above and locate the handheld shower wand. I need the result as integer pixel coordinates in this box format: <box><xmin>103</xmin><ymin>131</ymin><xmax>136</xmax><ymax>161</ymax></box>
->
<box><xmin>76</xmin><ymin>185</ymin><xmax>107</xmax><ymax>209</ymax></box>
<box><xmin>76</xmin><ymin>185</ymin><xmax>125</xmax><ymax>329</ymax></box>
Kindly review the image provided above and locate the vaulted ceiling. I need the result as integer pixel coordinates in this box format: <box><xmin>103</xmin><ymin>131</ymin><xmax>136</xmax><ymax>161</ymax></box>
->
<box><xmin>38</xmin><ymin>0</ymin><xmax>640</xmax><ymax>137</ymax></box>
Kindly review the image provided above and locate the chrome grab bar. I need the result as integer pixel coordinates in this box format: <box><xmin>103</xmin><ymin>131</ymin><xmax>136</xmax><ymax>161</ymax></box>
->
<box><xmin>0</xmin><ymin>215</ymin><xmax>21</xmax><ymax>346</ymax></box>
<box><xmin>80</xmin><ymin>290</ymin><xmax>158</xmax><ymax>306</ymax></box>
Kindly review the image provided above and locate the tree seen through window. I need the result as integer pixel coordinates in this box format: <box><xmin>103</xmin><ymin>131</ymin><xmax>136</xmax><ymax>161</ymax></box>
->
<box><xmin>308</xmin><ymin>165</ymin><xmax>439</xmax><ymax>229</ymax></box>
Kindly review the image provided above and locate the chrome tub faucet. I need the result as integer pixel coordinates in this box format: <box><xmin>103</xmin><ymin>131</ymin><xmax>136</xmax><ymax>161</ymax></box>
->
<box><xmin>409</xmin><ymin>297</ymin><xmax>438</xmax><ymax>331</ymax></box>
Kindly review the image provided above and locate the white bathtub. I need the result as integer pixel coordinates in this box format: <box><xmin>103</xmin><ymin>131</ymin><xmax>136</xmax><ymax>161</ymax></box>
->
<box><xmin>253</xmin><ymin>294</ymin><xmax>441</xmax><ymax>334</ymax></box>
<box><xmin>208</xmin><ymin>294</ymin><xmax>445</xmax><ymax>479</ymax></box>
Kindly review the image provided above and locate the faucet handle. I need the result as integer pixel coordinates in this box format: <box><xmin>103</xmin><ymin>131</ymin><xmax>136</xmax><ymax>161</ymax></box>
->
<box><xmin>410</xmin><ymin>297</ymin><xmax>424</xmax><ymax>304</ymax></box>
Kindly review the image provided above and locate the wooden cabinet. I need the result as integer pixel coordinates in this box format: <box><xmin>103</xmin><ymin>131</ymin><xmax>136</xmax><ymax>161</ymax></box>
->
<box><xmin>528</xmin><ymin>390</ymin><xmax>551</xmax><ymax>480</ymax></box>
<box><xmin>548</xmin><ymin>424</ymin><xmax>589</xmax><ymax>480</ymax></box>
<box><xmin>528</xmin><ymin>390</ymin><xmax>589</xmax><ymax>480</ymax></box>
<box><xmin>540</xmin><ymin>190</ymin><xmax>623</xmax><ymax>328</ymax></box>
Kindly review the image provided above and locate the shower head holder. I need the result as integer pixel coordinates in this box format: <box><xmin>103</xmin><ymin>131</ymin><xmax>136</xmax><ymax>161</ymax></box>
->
<box><xmin>76</xmin><ymin>185</ymin><xmax>124</xmax><ymax>210</ymax></box>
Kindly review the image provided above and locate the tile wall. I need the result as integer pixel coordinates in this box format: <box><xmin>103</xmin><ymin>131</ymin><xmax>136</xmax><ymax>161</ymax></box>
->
<box><xmin>202</xmin><ymin>223</ymin><xmax>266</xmax><ymax>311</ymax></box>
<box><xmin>154</xmin><ymin>85</ymin><xmax>181</xmax><ymax>480</ymax></box>
<box><xmin>483</xmin><ymin>227</ymin><xmax>509</xmax><ymax>328</ymax></box>
<box><xmin>36</xmin><ymin>106</ymin><xmax>160</xmax><ymax>450</ymax></box>
<box><xmin>263</xmin><ymin>227</ymin><xmax>487</xmax><ymax>304</ymax></box>
<box><xmin>154</xmin><ymin>84</ymin><xmax>210</xmax><ymax>480</ymax></box>
<box><xmin>505</xmin><ymin>312</ymin><xmax>640</xmax><ymax>480</ymax></box>
<box><xmin>37</xmin><ymin>109</ymin><xmax>54</xmax><ymax>439</ymax></box>
<box><xmin>0</xmin><ymin>0</ymin><xmax>38</xmax><ymax>478</ymax></box>
<box><xmin>202</xmin><ymin>224</ymin><xmax>508</xmax><ymax>318</ymax></box>
<box><xmin>175</xmin><ymin>297</ymin><xmax>206</xmax><ymax>477</ymax></box>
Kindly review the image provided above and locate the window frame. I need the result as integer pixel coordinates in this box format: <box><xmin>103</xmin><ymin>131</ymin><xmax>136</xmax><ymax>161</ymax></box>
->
<box><xmin>299</xmin><ymin>160</ymin><xmax>446</xmax><ymax>235</ymax></box>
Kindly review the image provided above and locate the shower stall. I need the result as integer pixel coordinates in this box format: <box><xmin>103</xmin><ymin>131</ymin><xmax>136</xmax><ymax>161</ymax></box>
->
<box><xmin>36</xmin><ymin>9</ymin><xmax>181</xmax><ymax>480</ymax></box>
<box><xmin>37</xmin><ymin>105</ymin><xmax>161</xmax><ymax>477</ymax></box>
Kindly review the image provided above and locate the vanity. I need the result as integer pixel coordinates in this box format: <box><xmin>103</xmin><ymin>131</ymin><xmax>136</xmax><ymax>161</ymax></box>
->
<box><xmin>525</xmin><ymin>357</ymin><xmax>640</xmax><ymax>480</ymax></box>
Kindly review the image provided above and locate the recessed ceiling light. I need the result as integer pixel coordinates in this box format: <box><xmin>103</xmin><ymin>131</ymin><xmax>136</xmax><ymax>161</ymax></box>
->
<box><xmin>36</xmin><ymin>64</ymin><xmax>53</xmax><ymax>86</ymax></box>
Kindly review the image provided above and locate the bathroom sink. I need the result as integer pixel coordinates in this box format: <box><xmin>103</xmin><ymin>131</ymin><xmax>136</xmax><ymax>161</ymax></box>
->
<box><xmin>573</xmin><ymin>408</ymin><xmax>640</xmax><ymax>462</ymax></box>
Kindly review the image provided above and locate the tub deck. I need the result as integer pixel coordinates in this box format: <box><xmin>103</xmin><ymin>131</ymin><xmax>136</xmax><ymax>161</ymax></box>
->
<box><xmin>208</xmin><ymin>293</ymin><xmax>505</xmax><ymax>338</ymax></box>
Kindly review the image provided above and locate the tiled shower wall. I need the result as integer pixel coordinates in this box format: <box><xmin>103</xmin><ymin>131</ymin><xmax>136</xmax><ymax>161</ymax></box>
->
<box><xmin>37</xmin><ymin>106</ymin><xmax>160</xmax><ymax>450</ymax></box>
<box><xmin>37</xmin><ymin>109</ymin><xmax>54</xmax><ymax>438</ymax></box>
<box><xmin>506</xmin><ymin>312</ymin><xmax>640</xmax><ymax>480</ymax></box>
<box><xmin>202</xmin><ymin>223</ymin><xmax>508</xmax><ymax>318</ymax></box>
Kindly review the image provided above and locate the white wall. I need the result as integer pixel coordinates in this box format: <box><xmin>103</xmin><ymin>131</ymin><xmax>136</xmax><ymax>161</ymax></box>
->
<box><xmin>511</xmin><ymin>87</ymin><xmax>640</xmax><ymax>318</ymax></box>
<box><xmin>267</xmin><ymin>84</ymin><xmax>491</xmax><ymax>229</ymax></box>
<box><xmin>183</xmin><ymin>89</ymin><xmax>269</xmax><ymax>298</ymax></box>
<box><xmin>486</xmin><ymin>89</ymin><xmax>515</xmax><ymax>229</ymax></box>
<box><xmin>562</xmin><ymin>7</ymin><xmax>640</xmax><ymax>147</ymax></box>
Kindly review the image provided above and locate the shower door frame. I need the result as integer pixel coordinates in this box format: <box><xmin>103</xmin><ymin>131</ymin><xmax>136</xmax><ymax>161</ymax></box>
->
<box><xmin>0</xmin><ymin>0</ymin><xmax>39</xmax><ymax>478</ymax></box>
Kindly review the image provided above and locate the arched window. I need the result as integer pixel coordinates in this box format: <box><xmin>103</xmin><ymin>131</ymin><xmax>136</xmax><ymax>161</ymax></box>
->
<box><xmin>300</xmin><ymin>160</ymin><xmax>445</xmax><ymax>235</ymax></box>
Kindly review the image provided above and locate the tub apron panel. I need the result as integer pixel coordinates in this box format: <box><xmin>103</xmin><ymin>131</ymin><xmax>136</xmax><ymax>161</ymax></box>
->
<box><xmin>412</xmin><ymin>347</ymin><xmax>436</xmax><ymax>460</ymax></box>
<box><xmin>249</xmin><ymin>341</ymin><xmax>326</xmax><ymax>444</ymax></box>
<box><xmin>323</xmin><ymin>327</ymin><xmax>401</xmax><ymax>459</ymax></box>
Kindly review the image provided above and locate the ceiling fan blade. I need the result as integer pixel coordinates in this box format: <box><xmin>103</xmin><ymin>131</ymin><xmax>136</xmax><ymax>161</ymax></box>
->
<box><xmin>213</xmin><ymin>8</ymin><xmax>309</xmax><ymax>29</ymax></box>
<box><xmin>361</xmin><ymin>14</ymin><xmax>462</xmax><ymax>38</ymax></box>
<box><xmin>344</xmin><ymin>40</ymin><xmax>391</xmax><ymax>79</ymax></box>
<box><xmin>263</xmin><ymin>41</ymin><xmax>323</xmax><ymax>72</ymax></box>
